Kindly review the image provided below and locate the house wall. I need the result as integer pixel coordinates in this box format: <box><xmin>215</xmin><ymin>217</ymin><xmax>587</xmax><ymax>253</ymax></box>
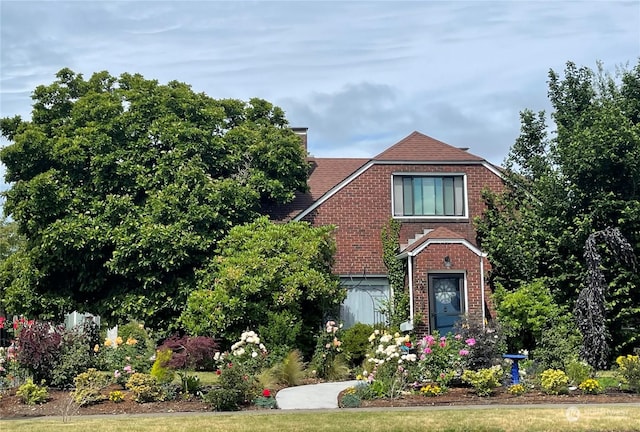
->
<box><xmin>302</xmin><ymin>163</ymin><xmax>503</xmax><ymax>276</ymax></box>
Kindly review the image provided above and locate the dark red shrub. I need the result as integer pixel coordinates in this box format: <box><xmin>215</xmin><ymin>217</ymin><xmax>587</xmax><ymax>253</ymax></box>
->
<box><xmin>17</xmin><ymin>321</ymin><xmax>64</xmax><ymax>383</ymax></box>
<box><xmin>158</xmin><ymin>335</ymin><xmax>219</xmax><ymax>370</ymax></box>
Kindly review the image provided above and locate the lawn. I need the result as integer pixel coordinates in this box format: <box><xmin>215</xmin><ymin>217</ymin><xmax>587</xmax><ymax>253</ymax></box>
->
<box><xmin>4</xmin><ymin>405</ymin><xmax>640</xmax><ymax>432</ymax></box>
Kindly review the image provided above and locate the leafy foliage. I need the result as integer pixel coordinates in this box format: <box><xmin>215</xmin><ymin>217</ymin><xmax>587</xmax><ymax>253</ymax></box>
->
<box><xmin>16</xmin><ymin>378</ymin><xmax>49</xmax><ymax>405</ymax></box>
<box><xmin>125</xmin><ymin>372</ymin><xmax>165</xmax><ymax>403</ymax></box>
<box><xmin>477</xmin><ymin>60</ymin><xmax>640</xmax><ymax>358</ymax></box>
<box><xmin>180</xmin><ymin>217</ymin><xmax>343</xmax><ymax>355</ymax></box>
<box><xmin>540</xmin><ymin>368</ymin><xmax>569</xmax><ymax>395</ymax></box>
<box><xmin>0</xmin><ymin>69</ymin><xmax>308</xmax><ymax>327</ymax></box>
<box><xmin>616</xmin><ymin>354</ymin><xmax>640</xmax><ymax>393</ymax></box>
<box><xmin>380</xmin><ymin>219</ymin><xmax>407</xmax><ymax>328</ymax></box>
<box><xmin>461</xmin><ymin>365</ymin><xmax>504</xmax><ymax>396</ymax></box>
<box><xmin>341</xmin><ymin>322</ymin><xmax>375</xmax><ymax>367</ymax></box>
<box><xmin>157</xmin><ymin>334</ymin><xmax>219</xmax><ymax>370</ymax></box>
<box><xmin>16</xmin><ymin>321</ymin><xmax>64</xmax><ymax>384</ymax></box>
<box><xmin>150</xmin><ymin>349</ymin><xmax>175</xmax><ymax>384</ymax></box>
<box><xmin>72</xmin><ymin>368</ymin><xmax>109</xmax><ymax>406</ymax></box>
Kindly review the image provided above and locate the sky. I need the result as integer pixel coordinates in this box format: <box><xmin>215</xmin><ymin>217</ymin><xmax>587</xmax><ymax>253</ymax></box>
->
<box><xmin>1</xmin><ymin>0</ymin><xmax>639</xmax><ymax>190</ymax></box>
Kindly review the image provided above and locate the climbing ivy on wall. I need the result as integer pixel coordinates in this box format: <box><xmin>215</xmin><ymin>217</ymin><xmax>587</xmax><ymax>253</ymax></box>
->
<box><xmin>381</xmin><ymin>218</ymin><xmax>408</xmax><ymax>329</ymax></box>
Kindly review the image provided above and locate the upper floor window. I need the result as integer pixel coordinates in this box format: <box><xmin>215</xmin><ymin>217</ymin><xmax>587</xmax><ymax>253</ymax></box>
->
<box><xmin>392</xmin><ymin>174</ymin><xmax>466</xmax><ymax>217</ymax></box>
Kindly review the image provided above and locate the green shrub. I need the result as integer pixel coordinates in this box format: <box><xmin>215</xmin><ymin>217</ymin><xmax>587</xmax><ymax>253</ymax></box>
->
<box><xmin>565</xmin><ymin>360</ymin><xmax>593</xmax><ymax>386</ymax></box>
<box><xmin>616</xmin><ymin>354</ymin><xmax>640</xmax><ymax>393</ymax></box>
<box><xmin>125</xmin><ymin>373</ymin><xmax>165</xmax><ymax>403</ymax></box>
<box><xmin>578</xmin><ymin>378</ymin><xmax>603</xmax><ymax>394</ymax></box>
<box><xmin>531</xmin><ymin>317</ymin><xmax>581</xmax><ymax>370</ymax></box>
<box><xmin>150</xmin><ymin>349</ymin><xmax>175</xmax><ymax>385</ymax></box>
<box><xmin>204</xmin><ymin>388</ymin><xmax>242</xmax><ymax>411</ymax></box>
<box><xmin>540</xmin><ymin>368</ymin><xmax>569</xmax><ymax>395</ymax></box>
<box><xmin>340</xmin><ymin>393</ymin><xmax>361</xmax><ymax>408</ymax></box>
<box><xmin>311</xmin><ymin>321</ymin><xmax>346</xmax><ymax>380</ymax></box>
<box><xmin>461</xmin><ymin>365</ymin><xmax>503</xmax><ymax>396</ymax></box>
<box><xmin>16</xmin><ymin>378</ymin><xmax>49</xmax><ymax>405</ymax></box>
<box><xmin>52</xmin><ymin>330</ymin><xmax>99</xmax><ymax>388</ymax></box>
<box><xmin>269</xmin><ymin>349</ymin><xmax>305</xmax><ymax>386</ymax></box>
<box><xmin>177</xmin><ymin>371</ymin><xmax>202</xmax><ymax>395</ymax></box>
<box><xmin>258</xmin><ymin>310</ymin><xmax>302</xmax><ymax>363</ymax></box>
<box><xmin>72</xmin><ymin>368</ymin><xmax>109</xmax><ymax>406</ymax></box>
<box><xmin>341</xmin><ymin>323</ymin><xmax>374</xmax><ymax>367</ymax></box>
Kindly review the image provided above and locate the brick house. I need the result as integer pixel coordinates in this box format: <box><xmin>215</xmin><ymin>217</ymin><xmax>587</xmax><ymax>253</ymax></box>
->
<box><xmin>273</xmin><ymin>130</ymin><xmax>504</xmax><ymax>334</ymax></box>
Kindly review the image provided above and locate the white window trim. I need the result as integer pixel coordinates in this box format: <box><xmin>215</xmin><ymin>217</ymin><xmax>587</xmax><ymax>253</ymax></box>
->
<box><xmin>390</xmin><ymin>172</ymin><xmax>469</xmax><ymax>219</ymax></box>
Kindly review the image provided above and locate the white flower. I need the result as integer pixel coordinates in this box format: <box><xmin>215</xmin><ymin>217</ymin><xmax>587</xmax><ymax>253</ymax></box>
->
<box><xmin>254</xmin><ymin>337</ymin><xmax>260</xmax><ymax>344</ymax></box>
<box><xmin>234</xmin><ymin>347</ymin><xmax>245</xmax><ymax>356</ymax></box>
<box><xmin>214</xmin><ymin>352</ymin><xmax>220</xmax><ymax>361</ymax></box>
<box><xmin>246</xmin><ymin>336</ymin><xmax>254</xmax><ymax>344</ymax></box>
<box><xmin>251</xmin><ymin>351</ymin><xmax>258</xmax><ymax>358</ymax></box>
<box><xmin>259</xmin><ymin>343</ymin><xmax>266</xmax><ymax>351</ymax></box>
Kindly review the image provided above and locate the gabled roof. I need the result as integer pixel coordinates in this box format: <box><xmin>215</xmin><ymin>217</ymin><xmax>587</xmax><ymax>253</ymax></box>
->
<box><xmin>374</xmin><ymin>131</ymin><xmax>484</xmax><ymax>162</ymax></box>
<box><xmin>269</xmin><ymin>131</ymin><xmax>500</xmax><ymax>222</ymax></box>
<box><xmin>397</xmin><ymin>227</ymin><xmax>485</xmax><ymax>258</ymax></box>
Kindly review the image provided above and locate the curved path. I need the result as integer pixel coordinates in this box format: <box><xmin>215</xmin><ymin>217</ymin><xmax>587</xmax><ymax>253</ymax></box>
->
<box><xmin>276</xmin><ymin>380</ymin><xmax>359</xmax><ymax>410</ymax></box>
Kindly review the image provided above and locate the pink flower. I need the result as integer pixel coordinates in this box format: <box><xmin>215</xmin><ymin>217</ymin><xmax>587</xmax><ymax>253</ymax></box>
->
<box><xmin>459</xmin><ymin>349</ymin><xmax>469</xmax><ymax>356</ymax></box>
<box><xmin>465</xmin><ymin>338</ymin><xmax>476</xmax><ymax>346</ymax></box>
<box><xmin>424</xmin><ymin>335</ymin><xmax>435</xmax><ymax>346</ymax></box>
<box><xmin>454</xmin><ymin>334</ymin><xmax>462</xmax><ymax>340</ymax></box>
<box><xmin>424</xmin><ymin>347</ymin><xmax>432</xmax><ymax>354</ymax></box>
<box><xmin>440</xmin><ymin>336</ymin><xmax>446</xmax><ymax>342</ymax></box>
<box><xmin>439</xmin><ymin>341</ymin><xmax>446</xmax><ymax>348</ymax></box>
<box><xmin>0</xmin><ymin>317</ymin><xmax>5</xmax><ymax>329</ymax></box>
<box><xmin>123</xmin><ymin>365</ymin><xmax>133</xmax><ymax>373</ymax></box>
<box><xmin>114</xmin><ymin>370</ymin><xmax>121</xmax><ymax>378</ymax></box>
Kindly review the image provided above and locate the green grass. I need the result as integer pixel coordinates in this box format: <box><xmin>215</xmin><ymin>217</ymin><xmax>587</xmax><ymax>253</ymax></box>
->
<box><xmin>4</xmin><ymin>406</ymin><xmax>640</xmax><ymax>432</ymax></box>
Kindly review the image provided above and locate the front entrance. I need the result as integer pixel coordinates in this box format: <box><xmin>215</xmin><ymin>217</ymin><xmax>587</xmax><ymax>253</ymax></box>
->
<box><xmin>429</xmin><ymin>273</ymin><xmax>464</xmax><ymax>335</ymax></box>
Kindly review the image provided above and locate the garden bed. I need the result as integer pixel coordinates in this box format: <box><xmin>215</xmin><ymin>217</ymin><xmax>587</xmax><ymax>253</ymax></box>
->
<box><xmin>339</xmin><ymin>386</ymin><xmax>640</xmax><ymax>408</ymax></box>
<box><xmin>2</xmin><ymin>384</ymin><xmax>640</xmax><ymax>419</ymax></box>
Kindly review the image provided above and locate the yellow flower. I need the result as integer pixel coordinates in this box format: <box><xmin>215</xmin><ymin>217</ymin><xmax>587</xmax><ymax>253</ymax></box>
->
<box><xmin>115</xmin><ymin>336</ymin><xmax>123</xmax><ymax>346</ymax></box>
<box><xmin>93</xmin><ymin>344</ymin><xmax>100</xmax><ymax>353</ymax></box>
<box><xmin>126</xmin><ymin>337</ymin><xmax>138</xmax><ymax>346</ymax></box>
<box><xmin>104</xmin><ymin>338</ymin><xmax>112</xmax><ymax>347</ymax></box>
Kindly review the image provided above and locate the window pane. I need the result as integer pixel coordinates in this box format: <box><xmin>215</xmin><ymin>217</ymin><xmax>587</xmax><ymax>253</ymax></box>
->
<box><xmin>443</xmin><ymin>177</ymin><xmax>454</xmax><ymax>215</ymax></box>
<box><xmin>393</xmin><ymin>176</ymin><xmax>404</xmax><ymax>216</ymax></box>
<box><xmin>413</xmin><ymin>177</ymin><xmax>423</xmax><ymax>215</ymax></box>
<box><xmin>454</xmin><ymin>176</ymin><xmax>464</xmax><ymax>216</ymax></box>
<box><xmin>434</xmin><ymin>177</ymin><xmax>444</xmax><ymax>215</ymax></box>
<box><xmin>422</xmin><ymin>177</ymin><xmax>435</xmax><ymax>215</ymax></box>
<box><xmin>403</xmin><ymin>177</ymin><xmax>413</xmax><ymax>216</ymax></box>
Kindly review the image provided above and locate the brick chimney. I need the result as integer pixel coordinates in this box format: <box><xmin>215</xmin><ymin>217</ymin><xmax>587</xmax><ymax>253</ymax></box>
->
<box><xmin>291</xmin><ymin>127</ymin><xmax>308</xmax><ymax>154</ymax></box>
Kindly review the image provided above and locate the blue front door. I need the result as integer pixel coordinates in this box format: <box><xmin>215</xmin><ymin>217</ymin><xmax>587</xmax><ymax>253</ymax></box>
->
<box><xmin>429</xmin><ymin>274</ymin><xmax>464</xmax><ymax>335</ymax></box>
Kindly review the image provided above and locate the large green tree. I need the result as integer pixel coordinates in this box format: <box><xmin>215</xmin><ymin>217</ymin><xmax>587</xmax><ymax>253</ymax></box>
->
<box><xmin>180</xmin><ymin>216</ymin><xmax>344</xmax><ymax>354</ymax></box>
<box><xmin>0</xmin><ymin>69</ymin><xmax>308</xmax><ymax>328</ymax></box>
<box><xmin>477</xmin><ymin>60</ymin><xmax>640</xmax><ymax>357</ymax></box>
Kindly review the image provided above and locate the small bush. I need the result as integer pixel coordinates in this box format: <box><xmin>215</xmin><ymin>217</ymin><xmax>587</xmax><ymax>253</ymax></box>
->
<box><xmin>616</xmin><ymin>354</ymin><xmax>640</xmax><ymax>393</ymax></box>
<box><xmin>341</xmin><ymin>323</ymin><xmax>374</xmax><ymax>367</ymax></box>
<box><xmin>52</xmin><ymin>329</ymin><xmax>99</xmax><ymax>388</ymax></box>
<box><xmin>461</xmin><ymin>365</ymin><xmax>503</xmax><ymax>396</ymax></box>
<box><xmin>578</xmin><ymin>378</ymin><xmax>603</xmax><ymax>394</ymax></box>
<box><xmin>125</xmin><ymin>373</ymin><xmax>165</xmax><ymax>403</ymax></box>
<box><xmin>178</xmin><ymin>371</ymin><xmax>201</xmax><ymax>395</ymax></box>
<box><xmin>108</xmin><ymin>390</ymin><xmax>125</xmax><ymax>403</ymax></box>
<box><xmin>72</xmin><ymin>368</ymin><xmax>109</xmax><ymax>406</ymax></box>
<box><xmin>150</xmin><ymin>349</ymin><xmax>175</xmax><ymax>384</ymax></box>
<box><xmin>507</xmin><ymin>383</ymin><xmax>526</xmax><ymax>395</ymax></box>
<box><xmin>565</xmin><ymin>360</ymin><xmax>593</xmax><ymax>386</ymax></box>
<box><xmin>157</xmin><ymin>335</ymin><xmax>219</xmax><ymax>370</ymax></box>
<box><xmin>269</xmin><ymin>349</ymin><xmax>305</xmax><ymax>386</ymax></box>
<box><xmin>532</xmin><ymin>318</ymin><xmax>581</xmax><ymax>370</ymax></box>
<box><xmin>204</xmin><ymin>388</ymin><xmax>242</xmax><ymax>411</ymax></box>
<box><xmin>455</xmin><ymin>318</ymin><xmax>507</xmax><ymax>371</ymax></box>
<box><xmin>540</xmin><ymin>369</ymin><xmax>569</xmax><ymax>395</ymax></box>
<box><xmin>419</xmin><ymin>384</ymin><xmax>444</xmax><ymax>397</ymax></box>
<box><xmin>17</xmin><ymin>378</ymin><xmax>49</xmax><ymax>405</ymax></box>
<box><xmin>253</xmin><ymin>389</ymin><xmax>278</xmax><ymax>409</ymax></box>
<box><xmin>340</xmin><ymin>393</ymin><xmax>362</xmax><ymax>408</ymax></box>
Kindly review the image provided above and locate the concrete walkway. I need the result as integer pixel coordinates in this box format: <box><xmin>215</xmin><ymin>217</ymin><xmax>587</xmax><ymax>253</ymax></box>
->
<box><xmin>276</xmin><ymin>380</ymin><xmax>360</xmax><ymax>409</ymax></box>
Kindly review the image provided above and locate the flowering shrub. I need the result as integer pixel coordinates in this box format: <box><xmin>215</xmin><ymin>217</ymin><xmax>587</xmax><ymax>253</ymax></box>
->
<box><xmin>420</xmin><ymin>384</ymin><xmax>444</xmax><ymax>397</ymax></box>
<box><xmin>540</xmin><ymin>368</ymin><xmax>569</xmax><ymax>395</ymax></box>
<box><xmin>108</xmin><ymin>390</ymin><xmax>125</xmax><ymax>403</ymax></box>
<box><xmin>508</xmin><ymin>383</ymin><xmax>527</xmax><ymax>395</ymax></box>
<box><xmin>461</xmin><ymin>365</ymin><xmax>503</xmax><ymax>396</ymax></box>
<box><xmin>578</xmin><ymin>378</ymin><xmax>603</xmax><ymax>394</ymax></box>
<box><xmin>312</xmin><ymin>321</ymin><xmax>347</xmax><ymax>380</ymax></box>
<box><xmin>72</xmin><ymin>369</ymin><xmax>109</xmax><ymax>406</ymax></box>
<box><xmin>253</xmin><ymin>388</ymin><xmax>278</xmax><ymax>409</ymax></box>
<box><xmin>362</xmin><ymin>330</ymin><xmax>418</xmax><ymax>398</ymax></box>
<box><xmin>230</xmin><ymin>330</ymin><xmax>268</xmax><ymax>374</ymax></box>
<box><xmin>616</xmin><ymin>354</ymin><xmax>640</xmax><ymax>393</ymax></box>
<box><xmin>416</xmin><ymin>332</ymin><xmax>473</xmax><ymax>385</ymax></box>
<box><xmin>98</xmin><ymin>332</ymin><xmax>154</xmax><ymax>385</ymax></box>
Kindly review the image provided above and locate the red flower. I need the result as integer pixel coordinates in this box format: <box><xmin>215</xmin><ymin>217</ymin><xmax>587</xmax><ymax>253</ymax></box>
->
<box><xmin>13</xmin><ymin>321</ymin><xmax>18</xmax><ymax>330</ymax></box>
<box><xmin>0</xmin><ymin>317</ymin><xmax>5</xmax><ymax>329</ymax></box>
<box><xmin>262</xmin><ymin>389</ymin><xmax>271</xmax><ymax>397</ymax></box>
<box><xmin>216</xmin><ymin>369</ymin><xmax>221</xmax><ymax>375</ymax></box>
<box><xmin>404</xmin><ymin>342</ymin><xmax>412</xmax><ymax>348</ymax></box>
